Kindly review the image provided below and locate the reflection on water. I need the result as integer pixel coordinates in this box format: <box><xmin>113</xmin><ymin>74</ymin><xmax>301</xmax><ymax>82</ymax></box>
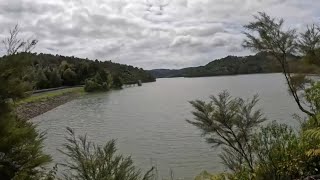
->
<box><xmin>32</xmin><ymin>73</ymin><xmax>302</xmax><ymax>179</ymax></box>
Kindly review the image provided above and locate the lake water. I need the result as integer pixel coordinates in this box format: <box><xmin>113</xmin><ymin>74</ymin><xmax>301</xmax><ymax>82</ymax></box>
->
<box><xmin>32</xmin><ymin>73</ymin><xmax>303</xmax><ymax>179</ymax></box>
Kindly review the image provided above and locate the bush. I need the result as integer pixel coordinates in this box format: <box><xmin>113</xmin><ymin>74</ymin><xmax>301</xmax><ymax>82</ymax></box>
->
<box><xmin>113</xmin><ymin>75</ymin><xmax>123</xmax><ymax>89</ymax></box>
<box><xmin>84</xmin><ymin>79</ymin><xmax>101</xmax><ymax>92</ymax></box>
<box><xmin>62</xmin><ymin>68</ymin><xmax>77</xmax><ymax>86</ymax></box>
<box><xmin>59</xmin><ymin>128</ymin><xmax>154</xmax><ymax>180</ymax></box>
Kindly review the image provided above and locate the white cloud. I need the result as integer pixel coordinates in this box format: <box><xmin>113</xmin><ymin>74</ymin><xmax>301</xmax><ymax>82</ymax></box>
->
<box><xmin>0</xmin><ymin>0</ymin><xmax>319</xmax><ymax>69</ymax></box>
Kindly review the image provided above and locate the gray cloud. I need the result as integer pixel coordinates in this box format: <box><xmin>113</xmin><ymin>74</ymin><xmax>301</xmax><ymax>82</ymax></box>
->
<box><xmin>0</xmin><ymin>0</ymin><xmax>319</xmax><ymax>69</ymax></box>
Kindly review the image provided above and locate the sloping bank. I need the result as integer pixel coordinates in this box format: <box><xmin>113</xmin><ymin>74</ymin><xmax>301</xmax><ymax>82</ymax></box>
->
<box><xmin>15</xmin><ymin>87</ymin><xmax>85</xmax><ymax>120</ymax></box>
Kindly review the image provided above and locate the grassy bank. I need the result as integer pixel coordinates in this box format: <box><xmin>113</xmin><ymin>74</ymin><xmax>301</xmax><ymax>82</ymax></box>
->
<box><xmin>15</xmin><ymin>87</ymin><xmax>86</xmax><ymax>120</ymax></box>
<box><xmin>17</xmin><ymin>87</ymin><xmax>85</xmax><ymax>105</ymax></box>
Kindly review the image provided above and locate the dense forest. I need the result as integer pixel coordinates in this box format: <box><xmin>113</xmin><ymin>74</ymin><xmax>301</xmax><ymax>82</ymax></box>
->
<box><xmin>0</xmin><ymin>52</ymin><xmax>155</xmax><ymax>91</ymax></box>
<box><xmin>149</xmin><ymin>52</ymin><xmax>311</xmax><ymax>78</ymax></box>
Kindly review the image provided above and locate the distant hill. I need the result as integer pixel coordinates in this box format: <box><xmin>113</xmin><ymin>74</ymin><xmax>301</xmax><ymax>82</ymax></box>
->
<box><xmin>149</xmin><ymin>52</ymin><xmax>300</xmax><ymax>78</ymax></box>
<box><xmin>0</xmin><ymin>52</ymin><xmax>155</xmax><ymax>90</ymax></box>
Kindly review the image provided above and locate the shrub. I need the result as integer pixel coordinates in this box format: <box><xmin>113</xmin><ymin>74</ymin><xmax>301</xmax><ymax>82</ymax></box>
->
<box><xmin>84</xmin><ymin>79</ymin><xmax>101</xmax><ymax>92</ymax></box>
<box><xmin>62</xmin><ymin>68</ymin><xmax>77</xmax><ymax>86</ymax></box>
<box><xmin>59</xmin><ymin>128</ymin><xmax>154</xmax><ymax>180</ymax></box>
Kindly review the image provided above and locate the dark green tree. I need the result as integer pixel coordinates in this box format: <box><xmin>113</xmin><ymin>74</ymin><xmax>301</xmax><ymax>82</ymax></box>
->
<box><xmin>113</xmin><ymin>75</ymin><xmax>123</xmax><ymax>89</ymax></box>
<box><xmin>48</xmin><ymin>68</ymin><xmax>62</xmax><ymax>88</ymax></box>
<box><xmin>62</xmin><ymin>68</ymin><xmax>77</xmax><ymax>86</ymax></box>
<box><xmin>0</xmin><ymin>26</ymin><xmax>51</xmax><ymax>180</ymax></box>
<box><xmin>36</xmin><ymin>69</ymin><xmax>49</xmax><ymax>89</ymax></box>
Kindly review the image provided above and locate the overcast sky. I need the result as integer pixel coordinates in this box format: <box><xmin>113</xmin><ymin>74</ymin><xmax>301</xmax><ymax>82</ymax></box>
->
<box><xmin>0</xmin><ymin>0</ymin><xmax>319</xmax><ymax>69</ymax></box>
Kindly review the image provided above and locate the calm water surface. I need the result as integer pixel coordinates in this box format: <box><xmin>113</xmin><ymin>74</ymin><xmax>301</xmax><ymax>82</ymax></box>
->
<box><xmin>32</xmin><ymin>74</ymin><xmax>303</xmax><ymax>179</ymax></box>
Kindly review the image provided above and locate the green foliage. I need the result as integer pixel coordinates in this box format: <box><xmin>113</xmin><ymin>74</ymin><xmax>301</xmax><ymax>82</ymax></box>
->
<box><xmin>112</xmin><ymin>75</ymin><xmax>123</xmax><ymax>89</ymax></box>
<box><xmin>149</xmin><ymin>52</ymin><xmax>291</xmax><ymax>78</ymax></box>
<box><xmin>306</xmin><ymin>82</ymin><xmax>320</xmax><ymax>114</ymax></box>
<box><xmin>243</xmin><ymin>12</ymin><xmax>320</xmax><ymax>119</ymax></box>
<box><xmin>16</xmin><ymin>87</ymin><xmax>84</xmax><ymax>105</ymax></box>
<box><xmin>187</xmin><ymin>91</ymin><xmax>266</xmax><ymax>173</ymax></box>
<box><xmin>84</xmin><ymin>70</ymin><xmax>114</xmax><ymax>92</ymax></box>
<box><xmin>0</xmin><ymin>53</ymin><xmax>155</xmax><ymax>91</ymax></box>
<box><xmin>62</xmin><ymin>68</ymin><xmax>77</xmax><ymax>86</ymax></box>
<box><xmin>252</xmin><ymin>122</ymin><xmax>307</xmax><ymax>179</ymax></box>
<box><xmin>59</xmin><ymin>128</ymin><xmax>154</xmax><ymax>180</ymax></box>
<box><xmin>48</xmin><ymin>69</ymin><xmax>62</xmax><ymax>88</ymax></box>
<box><xmin>36</xmin><ymin>70</ymin><xmax>49</xmax><ymax>89</ymax></box>
<box><xmin>243</xmin><ymin>12</ymin><xmax>296</xmax><ymax>56</ymax></box>
<box><xmin>189</xmin><ymin>91</ymin><xmax>320</xmax><ymax>179</ymax></box>
<box><xmin>0</xmin><ymin>54</ymin><xmax>33</xmax><ymax>102</ymax></box>
<box><xmin>0</xmin><ymin>115</ymin><xmax>52</xmax><ymax>180</ymax></box>
<box><xmin>84</xmin><ymin>79</ymin><xmax>101</xmax><ymax>92</ymax></box>
<box><xmin>0</xmin><ymin>52</ymin><xmax>52</xmax><ymax>179</ymax></box>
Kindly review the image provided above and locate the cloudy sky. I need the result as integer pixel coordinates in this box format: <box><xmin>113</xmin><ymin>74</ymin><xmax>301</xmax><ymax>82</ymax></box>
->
<box><xmin>0</xmin><ymin>0</ymin><xmax>319</xmax><ymax>69</ymax></box>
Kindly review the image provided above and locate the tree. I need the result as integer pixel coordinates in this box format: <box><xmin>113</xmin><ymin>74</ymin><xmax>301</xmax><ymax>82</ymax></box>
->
<box><xmin>113</xmin><ymin>75</ymin><xmax>123</xmax><ymax>89</ymax></box>
<box><xmin>187</xmin><ymin>91</ymin><xmax>266</xmax><ymax>173</ymax></box>
<box><xmin>0</xmin><ymin>27</ymin><xmax>51</xmax><ymax>180</ymax></box>
<box><xmin>297</xmin><ymin>25</ymin><xmax>320</xmax><ymax>66</ymax></box>
<box><xmin>36</xmin><ymin>69</ymin><xmax>49</xmax><ymax>89</ymax></box>
<box><xmin>84</xmin><ymin>79</ymin><xmax>100</xmax><ymax>92</ymax></box>
<box><xmin>243</xmin><ymin>12</ymin><xmax>319</xmax><ymax>121</ymax></box>
<box><xmin>48</xmin><ymin>68</ymin><xmax>62</xmax><ymax>88</ymax></box>
<box><xmin>59</xmin><ymin>128</ymin><xmax>154</xmax><ymax>180</ymax></box>
<box><xmin>0</xmin><ymin>58</ymin><xmax>51</xmax><ymax>179</ymax></box>
<box><xmin>62</xmin><ymin>68</ymin><xmax>77</xmax><ymax>86</ymax></box>
<box><xmin>2</xmin><ymin>24</ymin><xmax>38</xmax><ymax>55</ymax></box>
<box><xmin>0</xmin><ymin>117</ymin><xmax>52</xmax><ymax>180</ymax></box>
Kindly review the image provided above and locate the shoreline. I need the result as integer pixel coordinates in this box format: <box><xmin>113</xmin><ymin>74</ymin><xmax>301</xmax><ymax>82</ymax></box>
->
<box><xmin>15</xmin><ymin>87</ymin><xmax>85</xmax><ymax>120</ymax></box>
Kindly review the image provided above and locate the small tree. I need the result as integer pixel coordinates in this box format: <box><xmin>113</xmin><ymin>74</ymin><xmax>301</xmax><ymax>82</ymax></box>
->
<box><xmin>0</xmin><ymin>26</ymin><xmax>51</xmax><ymax>180</ymax></box>
<box><xmin>0</xmin><ymin>118</ymin><xmax>52</xmax><ymax>180</ymax></box>
<box><xmin>243</xmin><ymin>12</ymin><xmax>320</xmax><ymax>120</ymax></box>
<box><xmin>48</xmin><ymin>68</ymin><xmax>62</xmax><ymax>88</ymax></box>
<box><xmin>187</xmin><ymin>91</ymin><xmax>266</xmax><ymax>173</ymax></box>
<box><xmin>62</xmin><ymin>68</ymin><xmax>77</xmax><ymax>86</ymax></box>
<box><xmin>113</xmin><ymin>75</ymin><xmax>123</xmax><ymax>89</ymax></box>
<box><xmin>36</xmin><ymin>69</ymin><xmax>49</xmax><ymax>89</ymax></box>
<box><xmin>59</xmin><ymin>128</ymin><xmax>154</xmax><ymax>180</ymax></box>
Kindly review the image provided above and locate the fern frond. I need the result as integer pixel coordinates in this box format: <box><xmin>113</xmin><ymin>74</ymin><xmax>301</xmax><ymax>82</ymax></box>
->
<box><xmin>304</xmin><ymin>127</ymin><xmax>320</xmax><ymax>140</ymax></box>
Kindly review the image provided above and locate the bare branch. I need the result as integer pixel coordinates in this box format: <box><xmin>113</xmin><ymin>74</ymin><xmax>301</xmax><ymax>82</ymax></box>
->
<box><xmin>2</xmin><ymin>24</ymin><xmax>38</xmax><ymax>55</ymax></box>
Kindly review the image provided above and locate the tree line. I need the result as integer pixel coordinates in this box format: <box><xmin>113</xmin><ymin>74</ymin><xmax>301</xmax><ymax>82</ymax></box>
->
<box><xmin>1</xmin><ymin>24</ymin><xmax>155</xmax><ymax>93</ymax></box>
<box><xmin>0</xmin><ymin>52</ymin><xmax>155</xmax><ymax>92</ymax></box>
<box><xmin>150</xmin><ymin>51</ymin><xmax>319</xmax><ymax>79</ymax></box>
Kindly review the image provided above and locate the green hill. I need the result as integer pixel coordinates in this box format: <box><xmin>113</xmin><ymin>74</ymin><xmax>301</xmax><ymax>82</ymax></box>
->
<box><xmin>0</xmin><ymin>52</ymin><xmax>155</xmax><ymax>90</ymax></box>
<box><xmin>149</xmin><ymin>52</ymin><xmax>300</xmax><ymax>78</ymax></box>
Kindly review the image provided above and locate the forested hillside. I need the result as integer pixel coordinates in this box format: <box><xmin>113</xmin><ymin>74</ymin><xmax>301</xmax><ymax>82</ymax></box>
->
<box><xmin>0</xmin><ymin>52</ymin><xmax>155</xmax><ymax>90</ymax></box>
<box><xmin>149</xmin><ymin>52</ymin><xmax>302</xmax><ymax>78</ymax></box>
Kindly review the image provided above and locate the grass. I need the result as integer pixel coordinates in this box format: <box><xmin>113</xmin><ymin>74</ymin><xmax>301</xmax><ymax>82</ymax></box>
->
<box><xmin>16</xmin><ymin>87</ymin><xmax>85</xmax><ymax>105</ymax></box>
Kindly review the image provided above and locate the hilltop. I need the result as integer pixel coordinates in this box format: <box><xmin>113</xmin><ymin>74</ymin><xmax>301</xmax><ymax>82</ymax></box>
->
<box><xmin>149</xmin><ymin>52</ymin><xmax>300</xmax><ymax>78</ymax></box>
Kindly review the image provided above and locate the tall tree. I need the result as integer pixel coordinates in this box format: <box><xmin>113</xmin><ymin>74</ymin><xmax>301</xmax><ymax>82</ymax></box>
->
<box><xmin>0</xmin><ymin>26</ymin><xmax>51</xmax><ymax>180</ymax></box>
<box><xmin>243</xmin><ymin>12</ymin><xmax>320</xmax><ymax>121</ymax></box>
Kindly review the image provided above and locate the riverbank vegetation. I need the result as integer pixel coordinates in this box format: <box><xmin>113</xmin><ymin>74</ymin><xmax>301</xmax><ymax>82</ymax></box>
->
<box><xmin>192</xmin><ymin>12</ymin><xmax>320</xmax><ymax>179</ymax></box>
<box><xmin>0</xmin><ymin>25</ymin><xmax>156</xmax><ymax>179</ymax></box>
<box><xmin>0</xmin><ymin>52</ymin><xmax>155</xmax><ymax>92</ymax></box>
<box><xmin>0</xmin><ymin>25</ymin><xmax>154</xmax><ymax>93</ymax></box>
